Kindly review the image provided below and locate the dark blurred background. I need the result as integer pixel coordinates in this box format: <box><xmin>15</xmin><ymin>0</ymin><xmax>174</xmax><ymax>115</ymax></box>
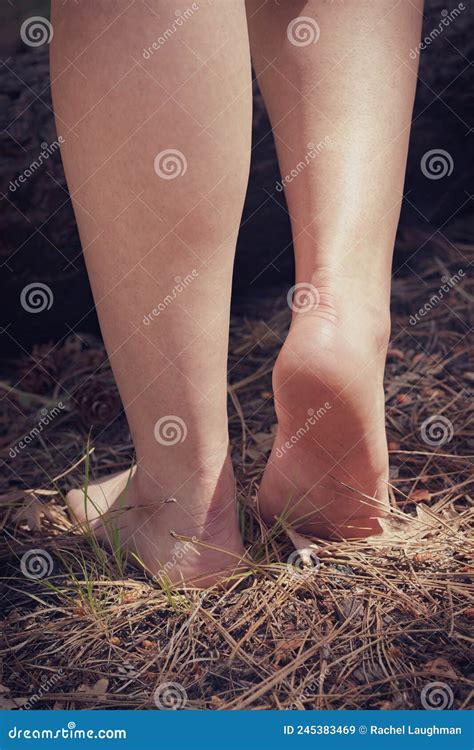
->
<box><xmin>1</xmin><ymin>0</ymin><xmax>473</xmax><ymax>355</ymax></box>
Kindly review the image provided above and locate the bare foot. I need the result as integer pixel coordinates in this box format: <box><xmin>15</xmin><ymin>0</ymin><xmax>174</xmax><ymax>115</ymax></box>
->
<box><xmin>67</xmin><ymin>455</ymin><xmax>245</xmax><ymax>588</ymax></box>
<box><xmin>260</xmin><ymin>280</ymin><xmax>390</xmax><ymax>540</ymax></box>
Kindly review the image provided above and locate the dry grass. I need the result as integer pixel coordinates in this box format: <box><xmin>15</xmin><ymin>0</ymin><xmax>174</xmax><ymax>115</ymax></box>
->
<box><xmin>1</xmin><ymin>232</ymin><xmax>473</xmax><ymax>710</ymax></box>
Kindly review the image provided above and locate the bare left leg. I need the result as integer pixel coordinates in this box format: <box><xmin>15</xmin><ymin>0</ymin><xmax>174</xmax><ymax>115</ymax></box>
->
<box><xmin>51</xmin><ymin>1</ymin><xmax>252</xmax><ymax>585</ymax></box>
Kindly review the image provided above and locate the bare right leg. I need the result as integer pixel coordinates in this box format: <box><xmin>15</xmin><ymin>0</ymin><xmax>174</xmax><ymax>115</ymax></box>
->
<box><xmin>247</xmin><ymin>0</ymin><xmax>423</xmax><ymax>538</ymax></box>
<box><xmin>50</xmin><ymin>1</ymin><xmax>252</xmax><ymax>585</ymax></box>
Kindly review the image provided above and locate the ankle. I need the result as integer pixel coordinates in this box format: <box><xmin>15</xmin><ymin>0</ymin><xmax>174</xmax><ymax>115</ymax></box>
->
<box><xmin>133</xmin><ymin>443</ymin><xmax>233</xmax><ymax>505</ymax></box>
<box><xmin>133</xmin><ymin>456</ymin><xmax>238</xmax><ymax>548</ymax></box>
<box><xmin>291</xmin><ymin>266</ymin><xmax>391</xmax><ymax>353</ymax></box>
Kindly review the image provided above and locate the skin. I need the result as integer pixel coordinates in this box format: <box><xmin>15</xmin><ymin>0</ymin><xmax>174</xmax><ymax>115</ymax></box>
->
<box><xmin>50</xmin><ymin>0</ymin><xmax>252</xmax><ymax>586</ymax></box>
<box><xmin>246</xmin><ymin>0</ymin><xmax>423</xmax><ymax>537</ymax></box>
<box><xmin>50</xmin><ymin>0</ymin><xmax>423</xmax><ymax>583</ymax></box>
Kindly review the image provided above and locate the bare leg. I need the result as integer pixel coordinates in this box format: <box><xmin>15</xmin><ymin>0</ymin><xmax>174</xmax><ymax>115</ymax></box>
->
<box><xmin>50</xmin><ymin>1</ymin><xmax>252</xmax><ymax>584</ymax></box>
<box><xmin>246</xmin><ymin>0</ymin><xmax>423</xmax><ymax>538</ymax></box>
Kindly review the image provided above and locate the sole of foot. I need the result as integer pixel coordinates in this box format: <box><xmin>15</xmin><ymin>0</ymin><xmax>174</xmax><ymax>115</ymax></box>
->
<box><xmin>259</xmin><ymin>309</ymin><xmax>390</xmax><ymax>540</ymax></box>
<box><xmin>66</xmin><ymin>458</ymin><xmax>246</xmax><ymax>588</ymax></box>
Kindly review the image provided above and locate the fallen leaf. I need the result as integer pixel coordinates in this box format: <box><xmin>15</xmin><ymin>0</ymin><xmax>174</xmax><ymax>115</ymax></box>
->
<box><xmin>122</xmin><ymin>592</ymin><xmax>138</xmax><ymax>604</ymax></box>
<box><xmin>424</xmin><ymin>658</ymin><xmax>459</xmax><ymax>680</ymax></box>
<box><xmin>428</xmin><ymin>388</ymin><xmax>443</xmax><ymax>398</ymax></box>
<box><xmin>73</xmin><ymin>599</ymin><xmax>87</xmax><ymax>617</ymax></box>
<box><xmin>0</xmin><ymin>685</ymin><xmax>28</xmax><ymax>709</ymax></box>
<box><xmin>388</xmin><ymin>348</ymin><xmax>405</xmax><ymax>360</ymax></box>
<box><xmin>245</xmin><ymin>448</ymin><xmax>262</xmax><ymax>460</ymax></box>
<box><xmin>353</xmin><ymin>663</ymin><xmax>385</xmax><ymax>682</ymax></box>
<box><xmin>416</xmin><ymin>503</ymin><xmax>455</xmax><ymax>534</ymax></box>
<box><xmin>337</xmin><ymin>596</ymin><xmax>364</xmax><ymax>622</ymax></box>
<box><xmin>251</xmin><ymin>431</ymin><xmax>274</xmax><ymax>453</ymax></box>
<box><xmin>77</xmin><ymin>678</ymin><xmax>109</xmax><ymax>695</ymax></box>
<box><xmin>378</xmin><ymin>504</ymin><xmax>440</xmax><ymax>544</ymax></box>
<box><xmin>275</xmin><ymin>638</ymin><xmax>305</xmax><ymax>654</ymax></box>
<box><xmin>412</xmin><ymin>552</ymin><xmax>435</xmax><ymax>563</ymax></box>
<box><xmin>397</xmin><ymin>393</ymin><xmax>412</xmax><ymax>404</ymax></box>
<box><xmin>0</xmin><ymin>695</ymin><xmax>28</xmax><ymax>709</ymax></box>
<box><xmin>14</xmin><ymin>495</ymin><xmax>55</xmax><ymax>531</ymax></box>
<box><xmin>410</xmin><ymin>489</ymin><xmax>432</xmax><ymax>503</ymax></box>
<box><xmin>274</xmin><ymin>637</ymin><xmax>306</xmax><ymax>665</ymax></box>
<box><xmin>210</xmin><ymin>695</ymin><xmax>224</xmax><ymax>707</ymax></box>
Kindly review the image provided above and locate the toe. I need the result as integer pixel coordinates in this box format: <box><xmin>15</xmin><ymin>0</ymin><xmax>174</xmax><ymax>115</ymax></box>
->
<box><xmin>66</xmin><ymin>488</ymin><xmax>87</xmax><ymax>524</ymax></box>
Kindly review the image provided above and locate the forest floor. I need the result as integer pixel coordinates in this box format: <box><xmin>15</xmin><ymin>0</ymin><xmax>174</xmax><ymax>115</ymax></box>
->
<box><xmin>1</xmin><ymin>232</ymin><xmax>473</xmax><ymax>710</ymax></box>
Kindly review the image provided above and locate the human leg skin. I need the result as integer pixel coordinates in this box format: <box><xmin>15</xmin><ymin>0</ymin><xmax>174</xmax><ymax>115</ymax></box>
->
<box><xmin>50</xmin><ymin>0</ymin><xmax>252</xmax><ymax>584</ymax></box>
<box><xmin>246</xmin><ymin>0</ymin><xmax>423</xmax><ymax>538</ymax></box>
